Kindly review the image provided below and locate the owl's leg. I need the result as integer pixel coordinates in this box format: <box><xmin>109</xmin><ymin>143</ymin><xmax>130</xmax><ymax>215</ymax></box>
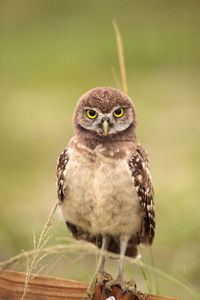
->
<box><xmin>96</xmin><ymin>235</ymin><xmax>112</xmax><ymax>287</ymax></box>
<box><xmin>105</xmin><ymin>237</ymin><xmax>128</xmax><ymax>292</ymax></box>
<box><xmin>105</xmin><ymin>237</ymin><xmax>147</xmax><ymax>299</ymax></box>
<box><xmin>87</xmin><ymin>235</ymin><xmax>112</xmax><ymax>298</ymax></box>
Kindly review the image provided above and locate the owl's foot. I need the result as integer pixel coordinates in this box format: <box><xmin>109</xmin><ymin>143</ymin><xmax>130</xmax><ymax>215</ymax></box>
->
<box><xmin>122</xmin><ymin>281</ymin><xmax>148</xmax><ymax>300</ymax></box>
<box><xmin>121</xmin><ymin>280</ymin><xmax>147</xmax><ymax>299</ymax></box>
<box><xmin>105</xmin><ymin>279</ymin><xmax>147</xmax><ymax>300</ymax></box>
<box><xmin>98</xmin><ymin>271</ymin><xmax>113</xmax><ymax>292</ymax></box>
<box><xmin>105</xmin><ymin>278</ymin><xmax>127</xmax><ymax>296</ymax></box>
<box><xmin>122</xmin><ymin>279</ymin><xmax>137</xmax><ymax>294</ymax></box>
<box><xmin>87</xmin><ymin>271</ymin><xmax>112</xmax><ymax>299</ymax></box>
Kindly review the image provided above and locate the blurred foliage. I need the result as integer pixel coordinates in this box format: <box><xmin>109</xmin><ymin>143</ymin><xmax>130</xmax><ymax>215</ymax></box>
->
<box><xmin>0</xmin><ymin>1</ymin><xmax>200</xmax><ymax>299</ymax></box>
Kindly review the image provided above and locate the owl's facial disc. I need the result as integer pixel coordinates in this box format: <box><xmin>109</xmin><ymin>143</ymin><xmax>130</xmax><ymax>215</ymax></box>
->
<box><xmin>76</xmin><ymin>105</ymin><xmax>134</xmax><ymax>137</ymax></box>
<box><xmin>73</xmin><ymin>87</ymin><xmax>137</xmax><ymax>142</ymax></box>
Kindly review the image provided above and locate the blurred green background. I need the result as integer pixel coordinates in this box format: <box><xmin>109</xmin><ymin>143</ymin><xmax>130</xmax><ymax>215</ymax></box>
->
<box><xmin>0</xmin><ymin>0</ymin><xmax>200</xmax><ymax>299</ymax></box>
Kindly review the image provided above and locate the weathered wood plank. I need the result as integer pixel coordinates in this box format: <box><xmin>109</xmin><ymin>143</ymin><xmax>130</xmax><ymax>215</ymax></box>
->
<box><xmin>0</xmin><ymin>270</ymin><xmax>180</xmax><ymax>300</ymax></box>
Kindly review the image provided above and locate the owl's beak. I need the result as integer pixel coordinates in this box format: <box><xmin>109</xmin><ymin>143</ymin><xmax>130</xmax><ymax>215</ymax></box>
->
<box><xmin>102</xmin><ymin>120</ymin><xmax>109</xmax><ymax>136</ymax></box>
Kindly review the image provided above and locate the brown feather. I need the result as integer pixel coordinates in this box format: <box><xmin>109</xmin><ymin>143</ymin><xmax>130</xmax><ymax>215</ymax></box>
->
<box><xmin>56</xmin><ymin>148</ymin><xmax>69</xmax><ymax>203</ymax></box>
<box><xmin>128</xmin><ymin>146</ymin><xmax>155</xmax><ymax>245</ymax></box>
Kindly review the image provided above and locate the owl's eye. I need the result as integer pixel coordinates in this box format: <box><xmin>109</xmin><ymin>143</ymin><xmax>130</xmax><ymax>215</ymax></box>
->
<box><xmin>113</xmin><ymin>108</ymin><xmax>124</xmax><ymax>118</ymax></box>
<box><xmin>86</xmin><ymin>109</ymin><xmax>98</xmax><ymax>119</ymax></box>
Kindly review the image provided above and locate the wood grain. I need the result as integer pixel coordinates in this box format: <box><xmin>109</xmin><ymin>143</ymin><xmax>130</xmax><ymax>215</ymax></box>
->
<box><xmin>0</xmin><ymin>270</ymin><xmax>180</xmax><ymax>300</ymax></box>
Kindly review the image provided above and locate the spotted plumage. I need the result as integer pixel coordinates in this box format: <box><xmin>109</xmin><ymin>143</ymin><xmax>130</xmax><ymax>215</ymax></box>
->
<box><xmin>56</xmin><ymin>87</ymin><xmax>155</xmax><ymax>297</ymax></box>
<box><xmin>128</xmin><ymin>147</ymin><xmax>155</xmax><ymax>245</ymax></box>
<box><xmin>56</xmin><ymin>148</ymin><xmax>69</xmax><ymax>203</ymax></box>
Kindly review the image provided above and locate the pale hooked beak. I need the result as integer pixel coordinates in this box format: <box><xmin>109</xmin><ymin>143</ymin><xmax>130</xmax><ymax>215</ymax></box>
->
<box><xmin>102</xmin><ymin>120</ymin><xmax>109</xmax><ymax>136</ymax></box>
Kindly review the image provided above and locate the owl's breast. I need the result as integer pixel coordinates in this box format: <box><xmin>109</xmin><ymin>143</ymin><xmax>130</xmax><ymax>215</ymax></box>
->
<box><xmin>92</xmin><ymin>154</ymin><xmax>142</xmax><ymax>236</ymax></box>
<box><xmin>61</xmin><ymin>147</ymin><xmax>143</xmax><ymax>237</ymax></box>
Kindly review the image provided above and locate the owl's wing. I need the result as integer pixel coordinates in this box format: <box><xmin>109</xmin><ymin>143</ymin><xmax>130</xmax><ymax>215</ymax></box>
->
<box><xmin>56</xmin><ymin>147</ymin><xmax>70</xmax><ymax>203</ymax></box>
<box><xmin>56</xmin><ymin>146</ymin><xmax>104</xmax><ymax>248</ymax></box>
<box><xmin>128</xmin><ymin>145</ymin><xmax>155</xmax><ymax>245</ymax></box>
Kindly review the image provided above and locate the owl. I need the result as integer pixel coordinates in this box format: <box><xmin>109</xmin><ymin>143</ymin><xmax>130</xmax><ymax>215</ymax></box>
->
<box><xmin>56</xmin><ymin>87</ymin><xmax>155</xmax><ymax>298</ymax></box>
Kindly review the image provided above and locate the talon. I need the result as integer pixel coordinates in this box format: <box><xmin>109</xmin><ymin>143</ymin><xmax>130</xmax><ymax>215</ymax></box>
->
<box><xmin>88</xmin><ymin>271</ymin><xmax>113</xmax><ymax>298</ymax></box>
<box><xmin>105</xmin><ymin>278</ymin><xmax>127</xmax><ymax>295</ymax></box>
<box><xmin>105</xmin><ymin>287</ymin><xmax>110</xmax><ymax>297</ymax></box>
<box><xmin>87</xmin><ymin>275</ymin><xmax>97</xmax><ymax>299</ymax></box>
<box><xmin>134</xmin><ymin>291</ymin><xmax>148</xmax><ymax>300</ymax></box>
<box><xmin>123</xmin><ymin>281</ymin><xmax>148</xmax><ymax>300</ymax></box>
<box><xmin>102</xmin><ymin>272</ymin><xmax>113</xmax><ymax>283</ymax></box>
<box><xmin>126</xmin><ymin>279</ymin><xmax>137</xmax><ymax>290</ymax></box>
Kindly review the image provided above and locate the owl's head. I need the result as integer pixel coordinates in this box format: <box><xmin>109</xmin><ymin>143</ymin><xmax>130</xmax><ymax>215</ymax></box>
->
<box><xmin>73</xmin><ymin>87</ymin><xmax>137</xmax><ymax>144</ymax></box>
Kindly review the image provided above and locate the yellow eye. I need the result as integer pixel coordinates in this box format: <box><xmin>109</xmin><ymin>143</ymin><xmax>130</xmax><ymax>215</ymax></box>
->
<box><xmin>86</xmin><ymin>109</ymin><xmax>98</xmax><ymax>119</ymax></box>
<box><xmin>113</xmin><ymin>108</ymin><xmax>124</xmax><ymax>118</ymax></box>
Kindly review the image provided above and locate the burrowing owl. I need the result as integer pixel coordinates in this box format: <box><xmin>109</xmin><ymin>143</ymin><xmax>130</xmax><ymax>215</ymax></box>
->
<box><xmin>56</xmin><ymin>87</ymin><xmax>155</xmax><ymax>298</ymax></box>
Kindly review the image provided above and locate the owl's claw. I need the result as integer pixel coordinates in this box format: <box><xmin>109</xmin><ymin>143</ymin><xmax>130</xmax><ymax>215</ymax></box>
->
<box><xmin>98</xmin><ymin>272</ymin><xmax>113</xmax><ymax>294</ymax></box>
<box><xmin>105</xmin><ymin>278</ymin><xmax>126</xmax><ymax>292</ymax></box>
<box><xmin>87</xmin><ymin>276</ymin><xmax>97</xmax><ymax>300</ymax></box>
<box><xmin>100</xmin><ymin>271</ymin><xmax>113</xmax><ymax>285</ymax></box>
<box><xmin>87</xmin><ymin>271</ymin><xmax>112</xmax><ymax>298</ymax></box>
<box><xmin>128</xmin><ymin>290</ymin><xmax>148</xmax><ymax>300</ymax></box>
<box><xmin>122</xmin><ymin>280</ymin><xmax>147</xmax><ymax>300</ymax></box>
<box><xmin>105</xmin><ymin>278</ymin><xmax>146</xmax><ymax>299</ymax></box>
<box><xmin>105</xmin><ymin>286</ymin><xmax>110</xmax><ymax>298</ymax></box>
<box><xmin>122</xmin><ymin>279</ymin><xmax>137</xmax><ymax>296</ymax></box>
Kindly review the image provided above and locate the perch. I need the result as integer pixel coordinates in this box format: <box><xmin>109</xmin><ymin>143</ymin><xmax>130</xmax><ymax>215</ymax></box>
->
<box><xmin>0</xmin><ymin>269</ymin><xmax>180</xmax><ymax>300</ymax></box>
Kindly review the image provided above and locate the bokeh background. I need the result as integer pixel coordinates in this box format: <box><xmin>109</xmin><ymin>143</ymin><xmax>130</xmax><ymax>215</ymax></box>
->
<box><xmin>0</xmin><ymin>1</ymin><xmax>200</xmax><ymax>299</ymax></box>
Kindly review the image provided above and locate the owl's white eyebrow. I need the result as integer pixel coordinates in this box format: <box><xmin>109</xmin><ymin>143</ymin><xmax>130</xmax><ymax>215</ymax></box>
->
<box><xmin>112</xmin><ymin>105</ymin><xmax>129</xmax><ymax>111</ymax></box>
<box><xmin>83</xmin><ymin>107</ymin><xmax>102</xmax><ymax>113</ymax></box>
<box><xmin>83</xmin><ymin>107</ymin><xmax>97</xmax><ymax>110</ymax></box>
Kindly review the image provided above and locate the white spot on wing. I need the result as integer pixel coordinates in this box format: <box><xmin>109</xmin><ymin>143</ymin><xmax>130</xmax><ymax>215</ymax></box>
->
<box><xmin>137</xmin><ymin>174</ymin><xmax>142</xmax><ymax>182</ymax></box>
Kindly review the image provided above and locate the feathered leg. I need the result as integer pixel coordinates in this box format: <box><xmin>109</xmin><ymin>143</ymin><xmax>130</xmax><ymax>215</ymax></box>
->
<box><xmin>87</xmin><ymin>235</ymin><xmax>112</xmax><ymax>298</ymax></box>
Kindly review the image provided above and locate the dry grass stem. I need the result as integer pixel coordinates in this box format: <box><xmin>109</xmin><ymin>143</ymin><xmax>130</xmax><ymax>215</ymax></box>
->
<box><xmin>112</xmin><ymin>20</ymin><xmax>128</xmax><ymax>94</ymax></box>
<box><xmin>0</xmin><ymin>240</ymin><xmax>87</xmax><ymax>271</ymax></box>
<box><xmin>20</xmin><ymin>200</ymin><xmax>59</xmax><ymax>300</ymax></box>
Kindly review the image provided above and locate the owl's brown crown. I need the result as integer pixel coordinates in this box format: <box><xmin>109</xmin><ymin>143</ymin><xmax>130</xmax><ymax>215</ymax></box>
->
<box><xmin>79</xmin><ymin>87</ymin><xmax>135</xmax><ymax>113</ymax></box>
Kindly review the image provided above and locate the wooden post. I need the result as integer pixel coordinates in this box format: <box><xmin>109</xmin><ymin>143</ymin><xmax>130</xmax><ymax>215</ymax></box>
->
<box><xmin>0</xmin><ymin>270</ymin><xmax>180</xmax><ymax>300</ymax></box>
